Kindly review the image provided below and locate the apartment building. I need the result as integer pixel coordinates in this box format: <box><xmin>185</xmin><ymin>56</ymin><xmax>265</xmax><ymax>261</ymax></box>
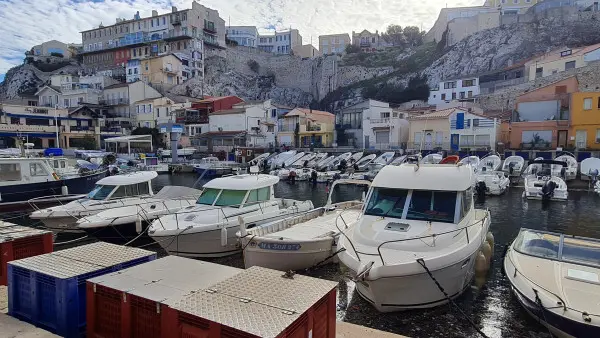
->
<box><xmin>226</xmin><ymin>26</ymin><xmax>259</xmax><ymax>47</ymax></box>
<box><xmin>257</xmin><ymin>29</ymin><xmax>302</xmax><ymax>54</ymax></box>
<box><xmin>139</xmin><ymin>54</ymin><xmax>185</xmax><ymax>90</ymax></box>
<box><xmin>292</xmin><ymin>44</ymin><xmax>320</xmax><ymax>58</ymax></box>
<box><xmin>428</xmin><ymin>77</ymin><xmax>480</xmax><ymax>107</ymax></box>
<box><xmin>527</xmin><ymin>43</ymin><xmax>600</xmax><ymax>81</ymax></box>
<box><xmin>36</xmin><ymin>74</ymin><xmax>120</xmax><ymax>108</ymax></box>
<box><xmin>80</xmin><ymin>2</ymin><xmax>226</xmax><ymax>79</ymax></box>
<box><xmin>278</xmin><ymin>108</ymin><xmax>335</xmax><ymax>147</ymax></box>
<box><xmin>319</xmin><ymin>33</ymin><xmax>350</xmax><ymax>55</ymax></box>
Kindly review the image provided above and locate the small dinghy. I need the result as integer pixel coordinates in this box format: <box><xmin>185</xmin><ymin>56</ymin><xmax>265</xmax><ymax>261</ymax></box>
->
<box><xmin>504</xmin><ymin>228</ymin><xmax>600</xmax><ymax>338</ymax></box>
<box><xmin>580</xmin><ymin>157</ymin><xmax>600</xmax><ymax>181</ymax></box>
<box><xmin>555</xmin><ymin>152</ymin><xmax>578</xmax><ymax>181</ymax></box>
<box><xmin>239</xmin><ymin>179</ymin><xmax>369</xmax><ymax>271</ymax></box>
<box><xmin>502</xmin><ymin>155</ymin><xmax>525</xmax><ymax>177</ymax></box>
<box><xmin>523</xmin><ymin>159</ymin><xmax>568</xmax><ymax>201</ymax></box>
<box><xmin>475</xmin><ymin>153</ymin><xmax>510</xmax><ymax>196</ymax></box>
<box><xmin>420</xmin><ymin>153</ymin><xmax>443</xmax><ymax>164</ymax></box>
<box><xmin>459</xmin><ymin>155</ymin><xmax>481</xmax><ymax>172</ymax></box>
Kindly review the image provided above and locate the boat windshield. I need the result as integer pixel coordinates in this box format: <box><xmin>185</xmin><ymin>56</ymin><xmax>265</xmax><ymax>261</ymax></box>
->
<box><xmin>197</xmin><ymin>188</ymin><xmax>220</xmax><ymax>205</ymax></box>
<box><xmin>515</xmin><ymin>230</ymin><xmax>600</xmax><ymax>267</ymax></box>
<box><xmin>561</xmin><ymin>237</ymin><xmax>600</xmax><ymax>268</ymax></box>
<box><xmin>88</xmin><ymin>185</ymin><xmax>115</xmax><ymax>200</ymax></box>
<box><xmin>365</xmin><ymin>188</ymin><xmax>408</xmax><ymax>218</ymax></box>
<box><xmin>406</xmin><ymin>190</ymin><xmax>457</xmax><ymax>223</ymax></box>
<box><xmin>214</xmin><ymin>189</ymin><xmax>247</xmax><ymax>208</ymax></box>
<box><xmin>514</xmin><ymin>230</ymin><xmax>560</xmax><ymax>259</ymax></box>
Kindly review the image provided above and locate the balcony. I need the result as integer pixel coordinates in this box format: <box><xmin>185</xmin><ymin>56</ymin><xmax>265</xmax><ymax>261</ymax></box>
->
<box><xmin>370</xmin><ymin>118</ymin><xmax>390</xmax><ymax>126</ymax></box>
<box><xmin>176</xmin><ymin>116</ymin><xmax>208</xmax><ymax>124</ymax></box>
<box><xmin>164</xmin><ymin>29</ymin><xmax>193</xmax><ymax>41</ymax></box>
<box><xmin>63</xmin><ymin>125</ymin><xmax>94</xmax><ymax>134</ymax></box>
<box><xmin>163</xmin><ymin>66</ymin><xmax>179</xmax><ymax>74</ymax></box>
<box><xmin>172</xmin><ymin>17</ymin><xmax>182</xmax><ymax>26</ymax></box>
<box><xmin>0</xmin><ymin>124</ymin><xmax>55</xmax><ymax>133</ymax></box>
<box><xmin>203</xmin><ymin>26</ymin><xmax>217</xmax><ymax>35</ymax></box>
<box><xmin>359</xmin><ymin>42</ymin><xmax>371</xmax><ymax>47</ymax></box>
<box><xmin>203</xmin><ymin>37</ymin><xmax>221</xmax><ymax>48</ymax></box>
<box><xmin>100</xmin><ymin>126</ymin><xmax>129</xmax><ymax>135</ymax></box>
<box><xmin>99</xmin><ymin>98</ymin><xmax>130</xmax><ymax>106</ymax></box>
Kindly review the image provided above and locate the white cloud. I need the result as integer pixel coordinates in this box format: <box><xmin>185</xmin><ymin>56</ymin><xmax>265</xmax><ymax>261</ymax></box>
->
<box><xmin>0</xmin><ymin>0</ymin><xmax>482</xmax><ymax>75</ymax></box>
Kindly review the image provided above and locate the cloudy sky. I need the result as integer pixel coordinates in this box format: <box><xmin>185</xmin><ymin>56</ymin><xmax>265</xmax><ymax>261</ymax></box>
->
<box><xmin>0</xmin><ymin>0</ymin><xmax>482</xmax><ymax>81</ymax></box>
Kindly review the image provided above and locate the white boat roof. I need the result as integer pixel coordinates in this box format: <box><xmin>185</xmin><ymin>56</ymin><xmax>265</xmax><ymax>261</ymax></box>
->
<box><xmin>372</xmin><ymin>164</ymin><xmax>473</xmax><ymax>191</ymax></box>
<box><xmin>203</xmin><ymin>174</ymin><xmax>280</xmax><ymax>190</ymax></box>
<box><xmin>96</xmin><ymin>171</ymin><xmax>158</xmax><ymax>185</ymax></box>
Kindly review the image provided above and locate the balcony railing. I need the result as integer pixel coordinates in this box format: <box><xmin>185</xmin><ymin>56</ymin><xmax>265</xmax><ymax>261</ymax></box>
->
<box><xmin>370</xmin><ymin>118</ymin><xmax>390</xmax><ymax>124</ymax></box>
<box><xmin>172</xmin><ymin>17</ymin><xmax>182</xmax><ymax>26</ymax></box>
<box><xmin>203</xmin><ymin>36</ymin><xmax>220</xmax><ymax>47</ymax></box>
<box><xmin>100</xmin><ymin>98</ymin><xmax>130</xmax><ymax>105</ymax></box>
<box><xmin>203</xmin><ymin>26</ymin><xmax>217</xmax><ymax>34</ymax></box>
<box><xmin>164</xmin><ymin>30</ymin><xmax>193</xmax><ymax>41</ymax></box>
<box><xmin>306</xmin><ymin>125</ymin><xmax>322</xmax><ymax>131</ymax></box>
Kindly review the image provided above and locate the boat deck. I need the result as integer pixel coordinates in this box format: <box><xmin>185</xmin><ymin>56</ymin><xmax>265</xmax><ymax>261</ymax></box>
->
<box><xmin>264</xmin><ymin>209</ymin><xmax>362</xmax><ymax>240</ymax></box>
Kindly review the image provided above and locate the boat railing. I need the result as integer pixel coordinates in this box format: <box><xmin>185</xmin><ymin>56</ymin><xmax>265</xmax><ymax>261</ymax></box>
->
<box><xmin>28</xmin><ymin>194</ymin><xmax>85</xmax><ymax>211</ymax></box>
<box><xmin>369</xmin><ymin>213</ymin><xmax>489</xmax><ymax>266</ymax></box>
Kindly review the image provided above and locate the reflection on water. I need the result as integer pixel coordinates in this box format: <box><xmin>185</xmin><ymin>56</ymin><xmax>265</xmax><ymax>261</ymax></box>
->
<box><xmin>41</xmin><ymin>175</ymin><xmax>600</xmax><ymax>337</ymax></box>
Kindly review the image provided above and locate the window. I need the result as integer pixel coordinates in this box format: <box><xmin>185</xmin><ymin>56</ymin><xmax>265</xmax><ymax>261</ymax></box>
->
<box><xmin>460</xmin><ymin>188</ymin><xmax>473</xmax><ymax>220</ymax></box>
<box><xmin>584</xmin><ymin>98</ymin><xmax>593</xmax><ymax>110</ymax></box>
<box><xmin>468</xmin><ymin>91</ymin><xmax>473</xmax><ymax>98</ymax></box>
<box><xmin>365</xmin><ymin>188</ymin><xmax>408</xmax><ymax>218</ymax></box>
<box><xmin>514</xmin><ymin>230</ymin><xmax>560</xmax><ymax>259</ymax></box>
<box><xmin>441</xmin><ymin>93</ymin><xmax>446</xmax><ymax>100</ymax></box>
<box><xmin>0</xmin><ymin>163</ymin><xmax>21</xmax><ymax>181</ymax></box>
<box><xmin>381</xmin><ymin>112</ymin><xmax>390</xmax><ymax>118</ymax></box>
<box><xmin>29</xmin><ymin>163</ymin><xmax>48</xmax><ymax>176</ymax></box>
<box><xmin>245</xmin><ymin>187</ymin><xmax>270</xmax><ymax>204</ymax></box>
<box><xmin>475</xmin><ymin>134</ymin><xmax>490</xmax><ymax>146</ymax></box>
<box><xmin>271</xmin><ymin>109</ymin><xmax>277</xmax><ymax>118</ymax></box>
<box><xmin>462</xmin><ymin>79</ymin><xmax>475</xmax><ymax>87</ymax></box>
<box><xmin>460</xmin><ymin>135</ymin><xmax>474</xmax><ymax>146</ymax></box>
<box><xmin>444</xmin><ymin>81</ymin><xmax>457</xmax><ymax>89</ymax></box>
<box><xmin>513</xmin><ymin>0</ymin><xmax>518</xmax><ymax>4</ymax></box>
<box><xmin>565</xmin><ymin>61</ymin><xmax>576</xmax><ymax>70</ymax></box>
<box><xmin>452</xmin><ymin>92</ymin><xmax>457</xmax><ymax>100</ymax></box>
<box><xmin>110</xmin><ymin>183</ymin><xmax>150</xmax><ymax>198</ymax></box>
<box><xmin>596</xmin><ymin>129</ymin><xmax>600</xmax><ymax>143</ymax></box>
<box><xmin>406</xmin><ymin>190</ymin><xmax>457</xmax><ymax>223</ymax></box>
<box><xmin>459</xmin><ymin>92</ymin><xmax>465</xmax><ymax>99</ymax></box>
<box><xmin>63</xmin><ymin>99</ymin><xmax>69</xmax><ymax>108</ymax></box>
<box><xmin>267</xmin><ymin>125</ymin><xmax>274</xmax><ymax>132</ymax></box>
<box><xmin>535</xmin><ymin>67</ymin><xmax>543</xmax><ymax>78</ymax></box>
<box><xmin>215</xmin><ymin>189</ymin><xmax>247</xmax><ymax>207</ymax></box>
<box><xmin>473</xmin><ymin>119</ymin><xmax>480</xmax><ymax>127</ymax></box>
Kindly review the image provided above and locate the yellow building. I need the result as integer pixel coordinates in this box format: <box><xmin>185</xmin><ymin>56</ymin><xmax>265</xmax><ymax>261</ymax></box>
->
<box><xmin>140</xmin><ymin>54</ymin><xmax>184</xmax><ymax>91</ymax></box>
<box><xmin>570</xmin><ymin>92</ymin><xmax>600</xmax><ymax>150</ymax></box>
<box><xmin>526</xmin><ymin>43</ymin><xmax>600</xmax><ymax>81</ymax></box>
<box><xmin>277</xmin><ymin>108</ymin><xmax>335</xmax><ymax>147</ymax></box>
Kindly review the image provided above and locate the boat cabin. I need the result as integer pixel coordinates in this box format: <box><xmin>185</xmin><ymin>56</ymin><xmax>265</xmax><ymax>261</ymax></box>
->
<box><xmin>513</xmin><ymin>229</ymin><xmax>600</xmax><ymax>269</ymax></box>
<box><xmin>195</xmin><ymin>174</ymin><xmax>279</xmax><ymax>208</ymax></box>
<box><xmin>364</xmin><ymin>164</ymin><xmax>474</xmax><ymax>224</ymax></box>
<box><xmin>86</xmin><ymin>171</ymin><xmax>157</xmax><ymax>200</ymax></box>
<box><xmin>0</xmin><ymin>158</ymin><xmax>59</xmax><ymax>186</ymax></box>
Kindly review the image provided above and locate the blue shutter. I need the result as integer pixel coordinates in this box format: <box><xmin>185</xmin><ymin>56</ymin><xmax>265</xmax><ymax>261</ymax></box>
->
<box><xmin>456</xmin><ymin>113</ymin><xmax>465</xmax><ymax>130</ymax></box>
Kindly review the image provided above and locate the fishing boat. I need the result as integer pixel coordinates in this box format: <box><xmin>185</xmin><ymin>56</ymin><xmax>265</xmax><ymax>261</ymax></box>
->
<box><xmin>374</xmin><ymin>152</ymin><xmax>396</xmax><ymax>165</ymax></box>
<box><xmin>76</xmin><ymin>185</ymin><xmax>202</xmax><ymax>244</ymax></box>
<box><xmin>193</xmin><ymin>156</ymin><xmax>239</xmax><ymax>177</ymax></box>
<box><xmin>504</xmin><ymin>228</ymin><xmax>600</xmax><ymax>338</ymax></box>
<box><xmin>0</xmin><ymin>157</ymin><xmax>106</xmax><ymax>212</ymax></box>
<box><xmin>239</xmin><ymin>179</ymin><xmax>370</xmax><ymax>271</ymax></box>
<box><xmin>315</xmin><ymin>155</ymin><xmax>336</xmax><ymax>171</ymax></box>
<box><xmin>138</xmin><ymin>156</ymin><xmax>169</xmax><ymax>174</ymax></box>
<box><xmin>364</xmin><ymin>152</ymin><xmax>397</xmax><ymax>180</ymax></box>
<box><xmin>523</xmin><ymin>159</ymin><xmax>568</xmax><ymax>201</ymax></box>
<box><xmin>268</xmin><ymin>150</ymin><xmax>297</xmax><ymax>169</ymax></box>
<box><xmin>337</xmin><ymin>164</ymin><xmax>492</xmax><ymax>312</ymax></box>
<box><xmin>148</xmin><ymin>170</ymin><xmax>314</xmax><ymax>257</ymax></box>
<box><xmin>475</xmin><ymin>153</ymin><xmax>510</xmax><ymax>196</ymax></box>
<box><xmin>30</xmin><ymin>171</ymin><xmax>158</xmax><ymax>234</ymax></box>
<box><xmin>580</xmin><ymin>157</ymin><xmax>600</xmax><ymax>181</ymax></box>
<box><xmin>502</xmin><ymin>155</ymin><xmax>525</xmax><ymax>177</ymax></box>
<box><xmin>555</xmin><ymin>153</ymin><xmax>578</xmax><ymax>181</ymax></box>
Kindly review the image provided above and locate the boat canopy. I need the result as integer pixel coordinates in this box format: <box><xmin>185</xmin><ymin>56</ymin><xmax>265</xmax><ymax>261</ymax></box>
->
<box><xmin>96</xmin><ymin>171</ymin><xmax>158</xmax><ymax>186</ymax></box>
<box><xmin>514</xmin><ymin>228</ymin><xmax>600</xmax><ymax>268</ymax></box>
<box><xmin>372</xmin><ymin>164</ymin><xmax>473</xmax><ymax>191</ymax></box>
<box><xmin>530</xmin><ymin>159</ymin><xmax>568</xmax><ymax>166</ymax></box>
<box><xmin>203</xmin><ymin>174</ymin><xmax>280</xmax><ymax>190</ymax></box>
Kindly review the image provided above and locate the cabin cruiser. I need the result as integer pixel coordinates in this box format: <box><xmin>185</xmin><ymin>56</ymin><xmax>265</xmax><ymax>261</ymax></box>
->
<box><xmin>459</xmin><ymin>155</ymin><xmax>480</xmax><ymax>172</ymax></box>
<box><xmin>555</xmin><ymin>153</ymin><xmax>578</xmax><ymax>181</ymax></box>
<box><xmin>504</xmin><ymin>229</ymin><xmax>600</xmax><ymax>338</ymax></box>
<box><xmin>580</xmin><ymin>157</ymin><xmax>600</xmax><ymax>181</ymax></box>
<box><xmin>76</xmin><ymin>185</ymin><xmax>202</xmax><ymax>244</ymax></box>
<box><xmin>148</xmin><ymin>172</ymin><xmax>314</xmax><ymax>257</ymax></box>
<box><xmin>337</xmin><ymin>164</ymin><xmax>492</xmax><ymax>312</ymax></box>
<box><xmin>0</xmin><ymin>157</ymin><xmax>106</xmax><ymax>212</ymax></box>
<box><xmin>160</xmin><ymin>148</ymin><xmax>196</xmax><ymax>158</ymax></box>
<box><xmin>502</xmin><ymin>155</ymin><xmax>525</xmax><ymax>177</ymax></box>
<box><xmin>420</xmin><ymin>153</ymin><xmax>443</xmax><ymax>164</ymax></box>
<box><xmin>239</xmin><ymin>179</ymin><xmax>370</xmax><ymax>271</ymax></box>
<box><xmin>30</xmin><ymin>171</ymin><xmax>158</xmax><ymax>234</ymax></box>
<box><xmin>523</xmin><ymin>159</ymin><xmax>568</xmax><ymax>201</ymax></box>
<box><xmin>475</xmin><ymin>153</ymin><xmax>510</xmax><ymax>196</ymax></box>
<box><xmin>193</xmin><ymin>156</ymin><xmax>239</xmax><ymax>177</ymax></box>
<box><xmin>138</xmin><ymin>156</ymin><xmax>169</xmax><ymax>174</ymax></box>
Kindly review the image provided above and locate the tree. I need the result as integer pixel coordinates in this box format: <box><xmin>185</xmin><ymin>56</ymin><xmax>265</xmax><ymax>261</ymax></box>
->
<box><xmin>382</xmin><ymin>24</ymin><xmax>406</xmax><ymax>47</ymax></box>
<box><xmin>79</xmin><ymin>136</ymin><xmax>97</xmax><ymax>150</ymax></box>
<box><xmin>345</xmin><ymin>44</ymin><xmax>361</xmax><ymax>54</ymax></box>
<box><xmin>247</xmin><ymin>59</ymin><xmax>260</xmax><ymax>73</ymax></box>
<box><xmin>403</xmin><ymin>26</ymin><xmax>425</xmax><ymax>47</ymax></box>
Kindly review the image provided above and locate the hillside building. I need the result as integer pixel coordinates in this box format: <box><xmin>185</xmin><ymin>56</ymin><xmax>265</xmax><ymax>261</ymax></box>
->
<box><xmin>319</xmin><ymin>33</ymin><xmax>351</xmax><ymax>55</ymax></box>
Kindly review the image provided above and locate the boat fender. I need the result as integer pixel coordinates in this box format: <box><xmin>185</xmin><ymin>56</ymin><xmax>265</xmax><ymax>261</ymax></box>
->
<box><xmin>135</xmin><ymin>215</ymin><xmax>142</xmax><ymax>234</ymax></box>
<box><xmin>238</xmin><ymin>216</ymin><xmax>247</xmax><ymax>237</ymax></box>
<box><xmin>221</xmin><ymin>226</ymin><xmax>228</xmax><ymax>247</ymax></box>
<box><xmin>482</xmin><ymin>242</ymin><xmax>492</xmax><ymax>268</ymax></box>
<box><xmin>475</xmin><ymin>251</ymin><xmax>487</xmax><ymax>276</ymax></box>
<box><xmin>486</xmin><ymin>232</ymin><xmax>495</xmax><ymax>252</ymax></box>
<box><xmin>61</xmin><ymin>185</ymin><xmax>69</xmax><ymax>196</ymax></box>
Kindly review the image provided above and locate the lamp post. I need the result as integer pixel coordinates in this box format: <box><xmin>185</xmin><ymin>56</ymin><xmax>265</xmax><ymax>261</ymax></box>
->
<box><xmin>54</xmin><ymin>104</ymin><xmax>60</xmax><ymax>148</ymax></box>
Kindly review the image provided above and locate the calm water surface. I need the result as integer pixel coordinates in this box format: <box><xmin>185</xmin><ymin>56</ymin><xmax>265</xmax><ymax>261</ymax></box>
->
<box><xmin>13</xmin><ymin>173</ymin><xmax>600</xmax><ymax>338</ymax></box>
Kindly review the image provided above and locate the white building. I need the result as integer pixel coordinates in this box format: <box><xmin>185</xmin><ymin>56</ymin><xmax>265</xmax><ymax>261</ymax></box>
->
<box><xmin>428</xmin><ymin>77</ymin><xmax>480</xmax><ymax>107</ymax></box>
<box><xmin>449</xmin><ymin>109</ymin><xmax>500</xmax><ymax>151</ymax></box>
<box><xmin>226</xmin><ymin>26</ymin><xmax>259</xmax><ymax>47</ymax></box>
<box><xmin>257</xmin><ymin>29</ymin><xmax>302</xmax><ymax>54</ymax></box>
<box><xmin>36</xmin><ymin>74</ymin><xmax>119</xmax><ymax>108</ymax></box>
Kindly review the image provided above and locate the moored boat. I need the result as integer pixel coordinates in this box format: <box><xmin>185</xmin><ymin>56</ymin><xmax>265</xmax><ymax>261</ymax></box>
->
<box><xmin>523</xmin><ymin>159</ymin><xmax>568</xmax><ymax>201</ymax></box>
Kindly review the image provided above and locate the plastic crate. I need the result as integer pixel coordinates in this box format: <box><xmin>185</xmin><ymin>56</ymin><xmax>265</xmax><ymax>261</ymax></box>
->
<box><xmin>86</xmin><ymin>256</ymin><xmax>241</xmax><ymax>338</ymax></box>
<box><xmin>162</xmin><ymin>266</ymin><xmax>338</xmax><ymax>338</ymax></box>
<box><xmin>0</xmin><ymin>223</ymin><xmax>53</xmax><ymax>286</ymax></box>
<box><xmin>7</xmin><ymin>243</ymin><xmax>155</xmax><ymax>338</ymax></box>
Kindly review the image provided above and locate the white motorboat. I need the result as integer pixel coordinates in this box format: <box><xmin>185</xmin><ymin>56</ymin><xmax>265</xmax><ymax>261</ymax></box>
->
<box><xmin>277</xmin><ymin>168</ymin><xmax>316</xmax><ymax>181</ymax></box>
<box><xmin>306</xmin><ymin>153</ymin><xmax>328</xmax><ymax>168</ymax></box>
<box><xmin>193</xmin><ymin>156</ymin><xmax>239</xmax><ymax>177</ymax></box>
<box><xmin>268</xmin><ymin>150</ymin><xmax>296</xmax><ymax>169</ymax></box>
<box><xmin>76</xmin><ymin>185</ymin><xmax>202</xmax><ymax>244</ymax></box>
<box><xmin>580</xmin><ymin>157</ymin><xmax>600</xmax><ymax>181</ymax></box>
<box><xmin>504</xmin><ymin>228</ymin><xmax>600</xmax><ymax>338</ymax></box>
<box><xmin>148</xmin><ymin>172</ymin><xmax>314</xmax><ymax>257</ymax></box>
<box><xmin>138</xmin><ymin>157</ymin><xmax>169</xmax><ymax>174</ymax></box>
<box><xmin>238</xmin><ymin>179</ymin><xmax>370</xmax><ymax>271</ymax></box>
<box><xmin>283</xmin><ymin>152</ymin><xmax>306</xmax><ymax>168</ymax></box>
<box><xmin>555</xmin><ymin>153</ymin><xmax>578</xmax><ymax>181</ymax></box>
<box><xmin>502</xmin><ymin>155</ymin><xmax>525</xmax><ymax>177</ymax></box>
<box><xmin>420</xmin><ymin>153</ymin><xmax>443</xmax><ymax>164</ymax></box>
<box><xmin>291</xmin><ymin>153</ymin><xmax>316</xmax><ymax>167</ymax></box>
<box><xmin>316</xmin><ymin>155</ymin><xmax>336</xmax><ymax>171</ymax></box>
<box><xmin>247</xmin><ymin>153</ymin><xmax>270</xmax><ymax>166</ymax></box>
<box><xmin>30</xmin><ymin>171</ymin><xmax>158</xmax><ymax>234</ymax></box>
<box><xmin>317</xmin><ymin>171</ymin><xmax>341</xmax><ymax>183</ymax></box>
<box><xmin>337</xmin><ymin>164</ymin><xmax>492</xmax><ymax>312</ymax></box>
<box><xmin>374</xmin><ymin>152</ymin><xmax>396</xmax><ymax>165</ymax></box>
<box><xmin>474</xmin><ymin>153</ymin><xmax>510</xmax><ymax>196</ymax></box>
<box><xmin>328</xmin><ymin>152</ymin><xmax>353</xmax><ymax>170</ymax></box>
<box><xmin>160</xmin><ymin>148</ymin><xmax>196</xmax><ymax>157</ymax></box>
<box><xmin>354</xmin><ymin>154</ymin><xmax>377</xmax><ymax>171</ymax></box>
<box><xmin>459</xmin><ymin>155</ymin><xmax>480</xmax><ymax>172</ymax></box>
<box><xmin>390</xmin><ymin>155</ymin><xmax>409</xmax><ymax>166</ymax></box>
<box><xmin>523</xmin><ymin>159</ymin><xmax>568</xmax><ymax>201</ymax></box>
<box><xmin>349</xmin><ymin>151</ymin><xmax>364</xmax><ymax>164</ymax></box>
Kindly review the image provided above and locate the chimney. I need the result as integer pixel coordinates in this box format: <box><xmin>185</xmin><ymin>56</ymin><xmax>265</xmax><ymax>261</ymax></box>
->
<box><xmin>172</xmin><ymin>6</ymin><xmax>178</xmax><ymax>13</ymax></box>
<box><xmin>152</xmin><ymin>10</ymin><xmax>158</xmax><ymax>17</ymax></box>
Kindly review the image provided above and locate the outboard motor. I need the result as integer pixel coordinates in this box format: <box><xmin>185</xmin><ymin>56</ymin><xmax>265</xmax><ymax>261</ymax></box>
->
<box><xmin>541</xmin><ymin>180</ymin><xmax>557</xmax><ymax>201</ymax></box>
<box><xmin>508</xmin><ymin>162</ymin><xmax>515</xmax><ymax>175</ymax></box>
<box><xmin>475</xmin><ymin>181</ymin><xmax>487</xmax><ymax>196</ymax></box>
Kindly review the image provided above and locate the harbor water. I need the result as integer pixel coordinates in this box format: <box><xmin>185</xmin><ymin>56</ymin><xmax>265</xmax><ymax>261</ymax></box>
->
<box><xmin>10</xmin><ymin>173</ymin><xmax>600</xmax><ymax>338</ymax></box>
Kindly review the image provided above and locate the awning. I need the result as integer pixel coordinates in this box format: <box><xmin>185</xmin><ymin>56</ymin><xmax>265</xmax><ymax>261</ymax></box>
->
<box><xmin>103</xmin><ymin>134</ymin><xmax>153</xmax><ymax>154</ymax></box>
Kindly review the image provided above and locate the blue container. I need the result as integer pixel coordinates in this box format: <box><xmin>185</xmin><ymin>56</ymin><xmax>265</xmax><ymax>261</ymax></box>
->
<box><xmin>534</xmin><ymin>151</ymin><xmax>552</xmax><ymax>160</ymax></box>
<box><xmin>8</xmin><ymin>243</ymin><xmax>155</xmax><ymax>338</ymax></box>
<box><xmin>577</xmin><ymin>152</ymin><xmax>591</xmax><ymax>162</ymax></box>
<box><xmin>44</xmin><ymin>148</ymin><xmax>63</xmax><ymax>157</ymax></box>
<box><xmin>515</xmin><ymin>151</ymin><xmax>530</xmax><ymax>160</ymax></box>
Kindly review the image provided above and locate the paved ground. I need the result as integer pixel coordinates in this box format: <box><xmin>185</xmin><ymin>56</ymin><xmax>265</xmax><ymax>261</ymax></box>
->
<box><xmin>1</xmin><ymin>286</ymin><xmax>7</xmax><ymax>314</ymax></box>
<box><xmin>337</xmin><ymin>322</ymin><xmax>407</xmax><ymax>337</ymax></box>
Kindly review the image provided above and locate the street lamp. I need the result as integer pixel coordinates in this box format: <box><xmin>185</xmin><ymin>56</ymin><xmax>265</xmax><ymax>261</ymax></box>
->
<box><xmin>54</xmin><ymin>104</ymin><xmax>60</xmax><ymax>148</ymax></box>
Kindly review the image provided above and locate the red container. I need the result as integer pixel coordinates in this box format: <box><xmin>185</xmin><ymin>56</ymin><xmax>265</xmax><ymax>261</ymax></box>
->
<box><xmin>0</xmin><ymin>226</ymin><xmax>53</xmax><ymax>285</ymax></box>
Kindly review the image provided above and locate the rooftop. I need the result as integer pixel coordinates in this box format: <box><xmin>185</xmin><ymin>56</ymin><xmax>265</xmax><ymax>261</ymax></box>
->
<box><xmin>531</xmin><ymin>42</ymin><xmax>600</xmax><ymax>65</ymax></box>
<box><xmin>409</xmin><ymin>108</ymin><xmax>458</xmax><ymax>120</ymax></box>
<box><xmin>103</xmin><ymin>82</ymin><xmax>130</xmax><ymax>90</ymax></box>
<box><xmin>210</xmin><ymin>108</ymin><xmax>245</xmax><ymax>115</ymax></box>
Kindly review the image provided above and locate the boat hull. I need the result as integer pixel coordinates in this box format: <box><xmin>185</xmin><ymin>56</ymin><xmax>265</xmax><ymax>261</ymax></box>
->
<box><xmin>351</xmin><ymin>252</ymin><xmax>478</xmax><ymax>312</ymax></box>
<box><xmin>39</xmin><ymin>216</ymin><xmax>84</xmax><ymax>234</ymax></box>
<box><xmin>0</xmin><ymin>171</ymin><xmax>106</xmax><ymax>212</ymax></box>
<box><xmin>81</xmin><ymin>222</ymin><xmax>153</xmax><ymax>245</ymax></box>
<box><xmin>151</xmin><ymin>227</ymin><xmax>241</xmax><ymax>258</ymax></box>
<box><xmin>243</xmin><ymin>237</ymin><xmax>336</xmax><ymax>271</ymax></box>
